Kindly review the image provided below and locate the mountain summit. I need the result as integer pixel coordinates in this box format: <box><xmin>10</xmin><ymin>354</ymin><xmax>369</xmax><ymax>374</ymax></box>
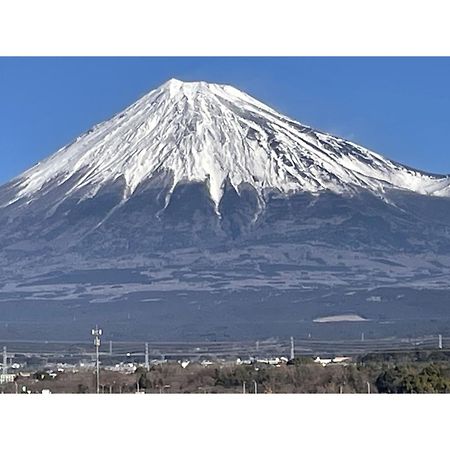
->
<box><xmin>2</xmin><ymin>79</ymin><xmax>450</xmax><ymax>342</ymax></box>
<box><xmin>3</xmin><ymin>79</ymin><xmax>450</xmax><ymax>213</ymax></box>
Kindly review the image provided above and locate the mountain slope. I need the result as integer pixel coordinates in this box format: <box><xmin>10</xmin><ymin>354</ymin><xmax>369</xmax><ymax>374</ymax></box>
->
<box><xmin>3</xmin><ymin>79</ymin><xmax>450</xmax><ymax>215</ymax></box>
<box><xmin>1</xmin><ymin>79</ymin><xmax>450</xmax><ymax>342</ymax></box>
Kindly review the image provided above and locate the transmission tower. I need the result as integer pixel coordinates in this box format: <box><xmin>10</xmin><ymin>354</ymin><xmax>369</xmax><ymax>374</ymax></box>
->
<box><xmin>145</xmin><ymin>342</ymin><xmax>149</xmax><ymax>370</ymax></box>
<box><xmin>91</xmin><ymin>326</ymin><xmax>103</xmax><ymax>394</ymax></box>
<box><xmin>2</xmin><ymin>346</ymin><xmax>7</xmax><ymax>376</ymax></box>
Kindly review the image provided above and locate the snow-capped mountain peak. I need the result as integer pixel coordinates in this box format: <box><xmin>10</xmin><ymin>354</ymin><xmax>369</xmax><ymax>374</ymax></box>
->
<box><xmin>4</xmin><ymin>79</ymin><xmax>450</xmax><ymax>210</ymax></box>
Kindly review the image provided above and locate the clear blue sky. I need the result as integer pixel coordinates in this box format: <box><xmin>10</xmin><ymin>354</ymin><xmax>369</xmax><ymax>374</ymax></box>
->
<box><xmin>1</xmin><ymin>57</ymin><xmax>449</xmax><ymax>184</ymax></box>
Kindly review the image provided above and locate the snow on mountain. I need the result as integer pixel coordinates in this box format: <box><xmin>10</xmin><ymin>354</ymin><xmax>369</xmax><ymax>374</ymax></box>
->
<box><xmin>4</xmin><ymin>78</ymin><xmax>450</xmax><ymax>211</ymax></box>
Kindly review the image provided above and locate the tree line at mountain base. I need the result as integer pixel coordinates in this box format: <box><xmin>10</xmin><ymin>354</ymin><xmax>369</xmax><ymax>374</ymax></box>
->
<box><xmin>2</xmin><ymin>350</ymin><xmax>450</xmax><ymax>394</ymax></box>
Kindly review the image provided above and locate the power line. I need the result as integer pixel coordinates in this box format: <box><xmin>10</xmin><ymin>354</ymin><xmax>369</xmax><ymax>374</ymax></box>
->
<box><xmin>0</xmin><ymin>334</ymin><xmax>447</xmax><ymax>360</ymax></box>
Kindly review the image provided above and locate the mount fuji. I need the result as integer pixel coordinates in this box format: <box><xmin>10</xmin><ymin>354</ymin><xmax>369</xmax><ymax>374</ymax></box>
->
<box><xmin>1</xmin><ymin>79</ymin><xmax>450</xmax><ymax>341</ymax></box>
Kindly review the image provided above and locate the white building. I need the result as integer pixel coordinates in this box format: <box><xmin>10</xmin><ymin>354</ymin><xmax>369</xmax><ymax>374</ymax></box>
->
<box><xmin>0</xmin><ymin>373</ymin><xmax>16</xmax><ymax>384</ymax></box>
<box><xmin>314</xmin><ymin>356</ymin><xmax>351</xmax><ymax>366</ymax></box>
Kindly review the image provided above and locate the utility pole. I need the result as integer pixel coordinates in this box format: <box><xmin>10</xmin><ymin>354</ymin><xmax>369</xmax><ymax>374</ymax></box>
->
<box><xmin>361</xmin><ymin>332</ymin><xmax>365</xmax><ymax>342</ymax></box>
<box><xmin>367</xmin><ymin>382</ymin><xmax>371</xmax><ymax>394</ymax></box>
<box><xmin>109</xmin><ymin>340</ymin><xmax>113</xmax><ymax>356</ymax></box>
<box><xmin>2</xmin><ymin>346</ymin><xmax>7</xmax><ymax>375</ymax></box>
<box><xmin>253</xmin><ymin>380</ymin><xmax>258</xmax><ymax>394</ymax></box>
<box><xmin>145</xmin><ymin>342</ymin><xmax>149</xmax><ymax>370</ymax></box>
<box><xmin>290</xmin><ymin>336</ymin><xmax>295</xmax><ymax>361</ymax></box>
<box><xmin>91</xmin><ymin>326</ymin><xmax>102</xmax><ymax>394</ymax></box>
<box><xmin>242</xmin><ymin>381</ymin><xmax>246</xmax><ymax>394</ymax></box>
<box><xmin>256</xmin><ymin>340</ymin><xmax>259</xmax><ymax>354</ymax></box>
<box><xmin>438</xmin><ymin>334</ymin><xmax>443</xmax><ymax>350</ymax></box>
